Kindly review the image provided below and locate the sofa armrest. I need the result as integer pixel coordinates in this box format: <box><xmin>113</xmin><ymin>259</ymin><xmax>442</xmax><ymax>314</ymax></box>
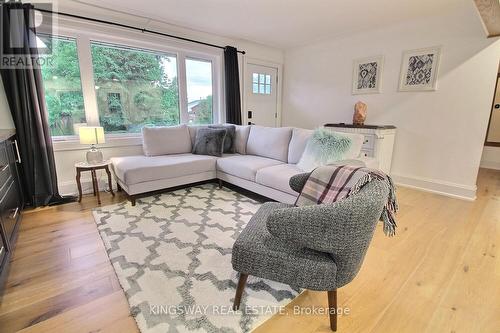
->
<box><xmin>289</xmin><ymin>172</ymin><xmax>310</xmax><ymax>193</ymax></box>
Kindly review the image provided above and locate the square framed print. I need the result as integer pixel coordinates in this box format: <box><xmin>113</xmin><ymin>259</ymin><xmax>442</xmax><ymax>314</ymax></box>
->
<box><xmin>352</xmin><ymin>55</ymin><xmax>384</xmax><ymax>95</ymax></box>
<box><xmin>399</xmin><ymin>46</ymin><xmax>442</xmax><ymax>91</ymax></box>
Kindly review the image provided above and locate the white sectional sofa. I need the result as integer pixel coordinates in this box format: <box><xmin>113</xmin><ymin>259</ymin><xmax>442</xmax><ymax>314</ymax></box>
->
<box><xmin>110</xmin><ymin>124</ymin><xmax>377</xmax><ymax>205</ymax></box>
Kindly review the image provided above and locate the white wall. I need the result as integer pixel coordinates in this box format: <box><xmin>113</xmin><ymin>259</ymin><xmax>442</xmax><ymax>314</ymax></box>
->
<box><xmin>481</xmin><ymin>146</ymin><xmax>500</xmax><ymax>170</ymax></box>
<box><xmin>282</xmin><ymin>0</ymin><xmax>500</xmax><ymax>200</ymax></box>
<box><xmin>0</xmin><ymin>79</ymin><xmax>14</xmax><ymax>129</ymax></box>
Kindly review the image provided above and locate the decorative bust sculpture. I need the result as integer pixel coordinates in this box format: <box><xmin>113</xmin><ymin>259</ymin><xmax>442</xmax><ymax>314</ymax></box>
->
<box><xmin>353</xmin><ymin>101</ymin><xmax>367</xmax><ymax>126</ymax></box>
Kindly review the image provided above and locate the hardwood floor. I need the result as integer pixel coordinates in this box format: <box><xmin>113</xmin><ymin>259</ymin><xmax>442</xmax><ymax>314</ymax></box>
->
<box><xmin>0</xmin><ymin>169</ymin><xmax>499</xmax><ymax>332</ymax></box>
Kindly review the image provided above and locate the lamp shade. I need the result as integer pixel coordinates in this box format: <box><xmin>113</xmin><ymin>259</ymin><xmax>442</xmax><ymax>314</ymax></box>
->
<box><xmin>79</xmin><ymin>126</ymin><xmax>105</xmax><ymax>145</ymax></box>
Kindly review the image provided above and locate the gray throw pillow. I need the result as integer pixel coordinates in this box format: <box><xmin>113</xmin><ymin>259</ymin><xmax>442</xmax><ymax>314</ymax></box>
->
<box><xmin>192</xmin><ymin>128</ymin><xmax>227</xmax><ymax>157</ymax></box>
<box><xmin>209</xmin><ymin>124</ymin><xmax>236</xmax><ymax>153</ymax></box>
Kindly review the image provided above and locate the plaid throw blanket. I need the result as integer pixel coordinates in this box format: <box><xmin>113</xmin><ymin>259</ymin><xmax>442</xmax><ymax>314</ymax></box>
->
<box><xmin>295</xmin><ymin>165</ymin><xmax>398</xmax><ymax>236</ymax></box>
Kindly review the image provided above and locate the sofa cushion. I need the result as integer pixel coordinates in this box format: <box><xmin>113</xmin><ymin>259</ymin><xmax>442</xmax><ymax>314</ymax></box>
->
<box><xmin>111</xmin><ymin>154</ymin><xmax>217</xmax><ymax>185</ymax></box>
<box><xmin>192</xmin><ymin>128</ymin><xmax>226</xmax><ymax>157</ymax></box>
<box><xmin>142</xmin><ymin>125</ymin><xmax>191</xmax><ymax>156</ymax></box>
<box><xmin>288</xmin><ymin>128</ymin><xmax>313</xmax><ymax>164</ymax></box>
<box><xmin>234</xmin><ymin>125</ymin><xmax>250</xmax><ymax>154</ymax></box>
<box><xmin>246</xmin><ymin>126</ymin><xmax>292</xmax><ymax>162</ymax></box>
<box><xmin>217</xmin><ymin>154</ymin><xmax>283</xmax><ymax>181</ymax></box>
<box><xmin>256</xmin><ymin>164</ymin><xmax>304</xmax><ymax>195</ymax></box>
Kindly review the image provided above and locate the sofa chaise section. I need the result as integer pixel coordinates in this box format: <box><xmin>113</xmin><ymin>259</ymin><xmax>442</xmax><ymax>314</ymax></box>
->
<box><xmin>111</xmin><ymin>153</ymin><xmax>218</xmax><ymax>203</ymax></box>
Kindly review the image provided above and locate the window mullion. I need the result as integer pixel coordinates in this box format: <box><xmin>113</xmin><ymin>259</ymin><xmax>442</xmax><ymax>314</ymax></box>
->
<box><xmin>178</xmin><ymin>52</ymin><xmax>189</xmax><ymax>124</ymax></box>
<box><xmin>76</xmin><ymin>35</ymin><xmax>100</xmax><ymax>126</ymax></box>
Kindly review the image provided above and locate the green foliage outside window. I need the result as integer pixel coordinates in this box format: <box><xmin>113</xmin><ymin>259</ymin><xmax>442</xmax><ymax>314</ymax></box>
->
<box><xmin>91</xmin><ymin>43</ymin><xmax>182</xmax><ymax>133</ymax></box>
<box><xmin>40</xmin><ymin>37</ymin><xmax>86</xmax><ymax>136</ymax></box>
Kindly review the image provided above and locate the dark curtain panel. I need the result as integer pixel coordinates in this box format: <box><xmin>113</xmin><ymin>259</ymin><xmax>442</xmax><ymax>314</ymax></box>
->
<box><xmin>224</xmin><ymin>46</ymin><xmax>242</xmax><ymax>125</ymax></box>
<box><xmin>0</xmin><ymin>3</ymin><xmax>69</xmax><ymax>207</ymax></box>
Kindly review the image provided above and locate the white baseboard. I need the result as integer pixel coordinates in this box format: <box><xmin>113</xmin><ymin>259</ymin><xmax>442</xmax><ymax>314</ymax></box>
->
<box><xmin>59</xmin><ymin>178</ymin><xmax>116</xmax><ymax>196</ymax></box>
<box><xmin>391</xmin><ymin>173</ymin><xmax>477</xmax><ymax>201</ymax></box>
<box><xmin>480</xmin><ymin>160</ymin><xmax>500</xmax><ymax>171</ymax></box>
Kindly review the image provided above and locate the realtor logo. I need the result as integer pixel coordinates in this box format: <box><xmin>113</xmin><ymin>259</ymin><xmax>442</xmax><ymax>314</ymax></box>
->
<box><xmin>0</xmin><ymin>1</ymin><xmax>53</xmax><ymax>68</ymax></box>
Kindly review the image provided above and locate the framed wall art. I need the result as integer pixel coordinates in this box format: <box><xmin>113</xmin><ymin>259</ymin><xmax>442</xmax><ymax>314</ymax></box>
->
<box><xmin>352</xmin><ymin>55</ymin><xmax>384</xmax><ymax>95</ymax></box>
<box><xmin>399</xmin><ymin>46</ymin><xmax>442</xmax><ymax>91</ymax></box>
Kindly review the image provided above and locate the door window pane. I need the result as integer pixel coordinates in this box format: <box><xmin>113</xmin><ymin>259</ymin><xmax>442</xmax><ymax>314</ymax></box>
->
<box><xmin>252</xmin><ymin>83</ymin><xmax>259</xmax><ymax>94</ymax></box>
<box><xmin>252</xmin><ymin>72</ymin><xmax>272</xmax><ymax>95</ymax></box>
<box><xmin>259</xmin><ymin>74</ymin><xmax>265</xmax><ymax>85</ymax></box>
<box><xmin>186</xmin><ymin>58</ymin><xmax>213</xmax><ymax>124</ymax></box>
<box><xmin>90</xmin><ymin>42</ymin><xmax>180</xmax><ymax>134</ymax></box>
<box><xmin>40</xmin><ymin>36</ymin><xmax>86</xmax><ymax>136</ymax></box>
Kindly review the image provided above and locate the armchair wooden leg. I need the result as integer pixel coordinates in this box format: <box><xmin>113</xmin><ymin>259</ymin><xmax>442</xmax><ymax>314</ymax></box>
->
<box><xmin>327</xmin><ymin>290</ymin><xmax>337</xmax><ymax>331</ymax></box>
<box><xmin>233</xmin><ymin>273</ymin><xmax>248</xmax><ymax>310</ymax></box>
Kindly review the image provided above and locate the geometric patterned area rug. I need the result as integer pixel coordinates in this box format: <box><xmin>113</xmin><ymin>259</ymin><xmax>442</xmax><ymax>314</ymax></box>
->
<box><xmin>92</xmin><ymin>184</ymin><xmax>299</xmax><ymax>333</ymax></box>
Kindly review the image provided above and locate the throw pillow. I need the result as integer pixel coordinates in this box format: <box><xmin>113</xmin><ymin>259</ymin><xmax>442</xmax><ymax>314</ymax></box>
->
<box><xmin>209</xmin><ymin>124</ymin><xmax>236</xmax><ymax>153</ymax></box>
<box><xmin>192</xmin><ymin>128</ymin><xmax>227</xmax><ymax>157</ymax></box>
<box><xmin>297</xmin><ymin>128</ymin><xmax>353</xmax><ymax>172</ymax></box>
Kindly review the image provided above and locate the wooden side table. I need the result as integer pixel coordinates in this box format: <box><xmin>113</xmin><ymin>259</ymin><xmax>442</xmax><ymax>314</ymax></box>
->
<box><xmin>75</xmin><ymin>161</ymin><xmax>114</xmax><ymax>205</ymax></box>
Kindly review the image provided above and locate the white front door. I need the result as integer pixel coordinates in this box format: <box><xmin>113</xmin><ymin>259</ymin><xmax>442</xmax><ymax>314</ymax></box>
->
<box><xmin>245</xmin><ymin>63</ymin><xmax>278</xmax><ymax>127</ymax></box>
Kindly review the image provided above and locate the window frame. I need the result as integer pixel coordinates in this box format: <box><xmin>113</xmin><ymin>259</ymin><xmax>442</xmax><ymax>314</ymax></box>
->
<box><xmin>38</xmin><ymin>19</ymin><xmax>223</xmax><ymax>149</ymax></box>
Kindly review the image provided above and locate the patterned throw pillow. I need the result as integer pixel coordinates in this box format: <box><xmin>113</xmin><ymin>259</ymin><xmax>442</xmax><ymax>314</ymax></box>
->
<box><xmin>209</xmin><ymin>124</ymin><xmax>236</xmax><ymax>153</ymax></box>
<box><xmin>192</xmin><ymin>128</ymin><xmax>227</xmax><ymax>157</ymax></box>
<box><xmin>297</xmin><ymin>128</ymin><xmax>353</xmax><ymax>172</ymax></box>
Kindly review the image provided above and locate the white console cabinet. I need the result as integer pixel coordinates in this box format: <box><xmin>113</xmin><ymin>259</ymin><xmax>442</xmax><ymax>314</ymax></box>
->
<box><xmin>324</xmin><ymin>124</ymin><xmax>396</xmax><ymax>174</ymax></box>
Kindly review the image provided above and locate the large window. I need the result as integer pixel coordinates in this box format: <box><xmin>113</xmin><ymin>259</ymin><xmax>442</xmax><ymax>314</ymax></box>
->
<box><xmin>186</xmin><ymin>58</ymin><xmax>213</xmax><ymax>125</ymax></box>
<box><xmin>40</xmin><ymin>36</ymin><xmax>86</xmax><ymax>136</ymax></box>
<box><xmin>38</xmin><ymin>32</ymin><xmax>219</xmax><ymax>140</ymax></box>
<box><xmin>90</xmin><ymin>42</ymin><xmax>180</xmax><ymax>134</ymax></box>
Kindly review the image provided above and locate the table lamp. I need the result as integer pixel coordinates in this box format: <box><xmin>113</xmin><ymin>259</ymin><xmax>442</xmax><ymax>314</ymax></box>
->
<box><xmin>79</xmin><ymin>126</ymin><xmax>105</xmax><ymax>164</ymax></box>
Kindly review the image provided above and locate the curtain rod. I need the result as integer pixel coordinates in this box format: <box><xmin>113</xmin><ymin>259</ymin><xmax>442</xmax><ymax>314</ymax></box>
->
<box><xmin>35</xmin><ymin>8</ymin><xmax>246</xmax><ymax>55</ymax></box>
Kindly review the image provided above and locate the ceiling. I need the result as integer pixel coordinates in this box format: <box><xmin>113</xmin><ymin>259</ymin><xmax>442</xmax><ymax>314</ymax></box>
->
<box><xmin>73</xmin><ymin>0</ymin><xmax>462</xmax><ymax>49</ymax></box>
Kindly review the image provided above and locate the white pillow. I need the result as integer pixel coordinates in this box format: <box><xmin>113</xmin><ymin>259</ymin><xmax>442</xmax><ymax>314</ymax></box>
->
<box><xmin>142</xmin><ymin>125</ymin><xmax>192</xmax><ymax>156</ymax></box>
<box><xmin>297</xmin><ymin>128</ymin><xmax>364</xmax><ymax>172</ymax></box>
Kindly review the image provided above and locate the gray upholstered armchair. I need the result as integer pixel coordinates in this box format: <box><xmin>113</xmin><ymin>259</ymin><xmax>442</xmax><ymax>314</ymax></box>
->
<box><xmin>231</xmin><ymin>173</ymin><xmax>389</xmax><ymax>331</ymax></box>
